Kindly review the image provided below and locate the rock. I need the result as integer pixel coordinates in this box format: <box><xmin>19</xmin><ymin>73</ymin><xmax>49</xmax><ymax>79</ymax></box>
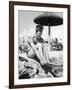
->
<box><xmin>19</xmin><ymin>51</ymin><xmax>63</xmax><ymax>79</ymax></box>
<box><xmin>19</xmin><ymin>57</ymin><xmax>45</xmax><ymax>79</ymax></box>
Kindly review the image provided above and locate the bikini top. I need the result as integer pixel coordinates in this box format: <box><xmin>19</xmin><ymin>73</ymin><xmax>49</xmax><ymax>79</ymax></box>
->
<box><xmin>32</xmin><ymin>36</ymin><xmax>44</xmax><ymax>44</ymax></box>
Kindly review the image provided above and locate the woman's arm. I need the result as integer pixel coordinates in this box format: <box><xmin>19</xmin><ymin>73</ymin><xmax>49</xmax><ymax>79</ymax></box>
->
<box><xmin>29</xmin><ymin>38</ymin><xmax>46</xmax><ymax>65</ymax></box>
<box><xmin>37</xmin><ymin>43</ymin><xmax>47</xmax><ymax>64</ymax></box>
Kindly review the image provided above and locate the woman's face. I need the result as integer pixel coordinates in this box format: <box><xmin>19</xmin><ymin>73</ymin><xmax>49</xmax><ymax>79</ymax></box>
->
<box><xmin>36</xmin><ymin>31</ymin><xmax>42</xmax><ymax>38</ymax></box>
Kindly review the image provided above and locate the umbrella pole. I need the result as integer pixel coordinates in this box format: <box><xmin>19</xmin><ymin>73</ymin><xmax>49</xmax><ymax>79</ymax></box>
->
<box><xmin>48</xmin><ymin>25</ymin><xmax>51</xmax><ymax>51</ymax></box>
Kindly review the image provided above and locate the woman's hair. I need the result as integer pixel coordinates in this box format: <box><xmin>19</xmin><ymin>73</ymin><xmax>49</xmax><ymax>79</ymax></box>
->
<box><xmin>36</xmin><ymin>24</ymin><xmax>43</xmax><ymax>33</ymax></box>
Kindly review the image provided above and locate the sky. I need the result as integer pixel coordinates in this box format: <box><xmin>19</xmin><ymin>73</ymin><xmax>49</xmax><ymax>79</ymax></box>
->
<box><xmin>18</xmin><ymin>10</ymin><xmax>63</xmax><ymax>42</ymax></box>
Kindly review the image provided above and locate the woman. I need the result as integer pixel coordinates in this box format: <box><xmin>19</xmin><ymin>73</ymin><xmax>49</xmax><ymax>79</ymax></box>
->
<box><xmin>23</xmin><ymin>25</ymin><xmax>52</xmax><ymax>75</ymax></box>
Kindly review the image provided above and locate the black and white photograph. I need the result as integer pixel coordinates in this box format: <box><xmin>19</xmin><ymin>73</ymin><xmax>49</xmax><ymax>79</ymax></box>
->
<box><xmin>9</xmin><ymin>1</ymin><xmax>70</xmax><ymax>88</ymax></box>
<box><xmin>18</xmin><ymin>11</ymin><xmax>63</xmax><ymax>79</ymax></box>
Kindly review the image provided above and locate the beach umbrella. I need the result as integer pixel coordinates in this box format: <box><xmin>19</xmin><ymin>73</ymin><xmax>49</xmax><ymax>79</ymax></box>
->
<box><xmin>34</xmin><ymin>12</ymin><xmax>63</xmax><ymax>50</ymax></box>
